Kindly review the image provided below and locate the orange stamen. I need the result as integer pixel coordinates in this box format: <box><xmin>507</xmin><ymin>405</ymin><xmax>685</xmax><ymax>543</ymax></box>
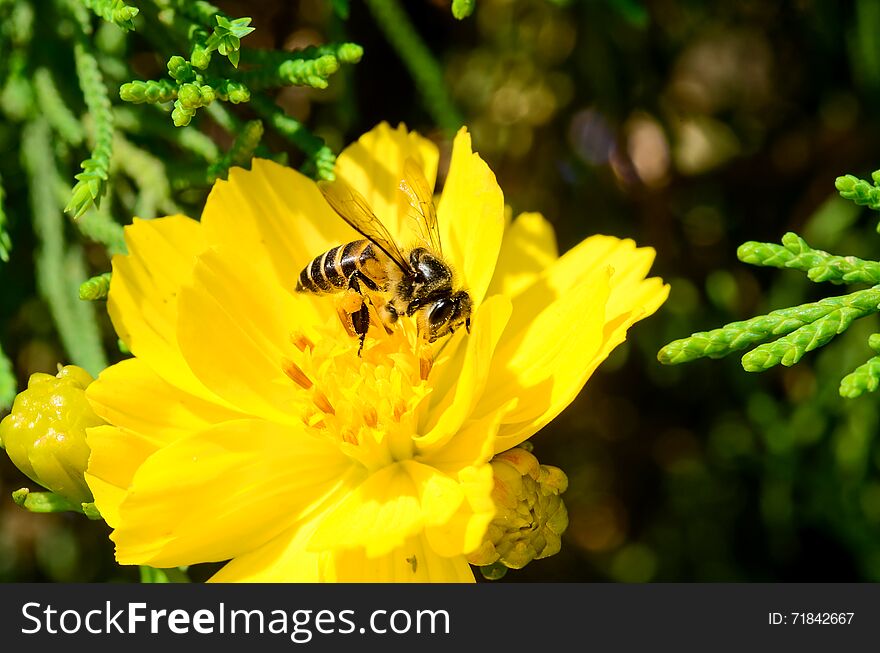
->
<box><xmin>341</xmin><ymin>429</ymin><xmax>359</xmax><ymax>445</ymax></box>
<box><xmin>281</xmin><ymin>358</ymin><xmax>313</xmax><ymax>389</ymax></box>
<box><xmin>363</xmin><ymin>406</ymin><xmax>378</xmax><ymax>428</ymax></box>
<box><xmin>290</xmin><ymin>332</ymin><xmax>315</xmax><ymax>352</ymax></box>
<box><xmin>313</xmin><ymin>389</ymin><xmax>336</xmax><ymax>415</ymax></box>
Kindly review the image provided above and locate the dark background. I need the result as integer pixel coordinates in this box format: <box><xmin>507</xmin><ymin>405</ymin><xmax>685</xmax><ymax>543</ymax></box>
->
<box><xmin>3</xmin><ymin>0</ymin><xmax>880</xmax><ymax>582</ymax></box>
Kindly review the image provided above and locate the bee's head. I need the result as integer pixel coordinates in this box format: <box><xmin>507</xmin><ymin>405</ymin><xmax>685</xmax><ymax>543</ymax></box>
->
<box><xmin>420</xmin><ymin>291</ymin><xmax>473</xmax><ymax>342</ymax></box>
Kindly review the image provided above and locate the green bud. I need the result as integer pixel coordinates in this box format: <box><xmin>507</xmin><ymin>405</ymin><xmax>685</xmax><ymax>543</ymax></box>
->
<box><xmin>336</xmin><ymin>43</ymin><xmax>364</xmax><ymax>64</ymax></box>
<box><xmin>191</xmin><ymin>45</ymin><xmax>212</xmax><ymax>70</ymax></box>
<box><xmin>315</xmin><ymin>55</ymin><xmax>340</xmax><ymax>77</ymax></box>
<box><xmin>224</xmin><ymin>82</ymin><xmax>250</xmax><ymax>104</ymax></box>
<box><xmin>0</xmin><ymin>365</ymin><xmax>104</xmax><ymax>505</ymax></box>
<box><xmin>167</xmin><ymin>56</ymin><xmax>195</xmax><ymax>83</ymax></box>
<box><xmin>452</xmin><ymin>0</ymin><xmax>476</xmax><ymax>19</ymax></box>
<box><xmin>199</xmin><ymin>85</ymin><xmax>217</xmax><ymax>104</ymax></box>
<box><xmin>177</xmin><ymin>83</ymin><xmax>202</xmax><ymax>109</ymax></box>
<box><xmin>467</xmin><ymin>446</ymin><xmax>570</xmax><ymax>573</ymax></box>
<box><xmin>172</xmin><ymin>102</ymin><xmax>195</xmax><ymax>127</ymax></box>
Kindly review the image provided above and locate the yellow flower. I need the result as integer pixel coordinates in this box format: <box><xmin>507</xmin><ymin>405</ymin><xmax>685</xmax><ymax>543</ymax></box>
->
<box><xmin>84</xmin><ymin>123</ymin><xmax>668</xmax><ymax>582</ymax></box>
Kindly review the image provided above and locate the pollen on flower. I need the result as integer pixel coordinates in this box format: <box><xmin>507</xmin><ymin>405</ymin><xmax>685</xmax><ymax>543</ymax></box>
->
<box><xmin>279</xmin><ymin>317</ymin><xmax>432</xmax><ymax>472</ymax></box>
<box><xmin>290</xmin><ymin>331</ymin><xmax>315</xmax><ymax>352</ymax></box>
<box><xmin>280</xmin><ymin>357</ymin><xmax>313</xmax><ymax>389</ymax></box>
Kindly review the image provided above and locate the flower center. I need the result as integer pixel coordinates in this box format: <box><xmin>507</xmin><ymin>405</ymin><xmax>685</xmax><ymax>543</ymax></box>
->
<box><xmin>280</xmin><ymin>320</ymin><xmax>431</xmax><ymax>472</ymax></box>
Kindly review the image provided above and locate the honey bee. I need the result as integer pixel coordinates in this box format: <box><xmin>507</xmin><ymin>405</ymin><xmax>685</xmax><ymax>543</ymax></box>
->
<box><xmin>296</xmin><ymin>158</ymin><xmax>472</xmax><ymax>354</ymax></box>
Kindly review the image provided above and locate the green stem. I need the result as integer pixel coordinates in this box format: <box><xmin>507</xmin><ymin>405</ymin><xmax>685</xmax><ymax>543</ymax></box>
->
<box><xmin>364</xmin><ymin>0</ymin><xmax>463</xmax><ymax>133</ymax></box>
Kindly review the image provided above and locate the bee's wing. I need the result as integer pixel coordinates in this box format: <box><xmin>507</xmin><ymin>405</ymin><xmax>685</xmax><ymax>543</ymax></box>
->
<box><xmin>318</xmin><ymin>178</ymin><xmax>412</xmax><ymax>273</ymax></box>
<box><xmin>399</xmin><ymin>158</ymin><xmax>442</xmax><ymax>255</ymax></box>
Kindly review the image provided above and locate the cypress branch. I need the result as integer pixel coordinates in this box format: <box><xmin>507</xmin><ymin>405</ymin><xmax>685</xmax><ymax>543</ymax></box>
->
<box><xmin>114</xmin><ymin>132</ymin><xmax>179</xmax><ymax>217</ymax></box>
<box><xmin>76</xmin><ymin>209</ymin><xmax>127</xmax><ymax>254</ymax></box>
<box><xmin>22</xmin><ymin>120</ymin><xmax>107</xmax><ymax>375</ymax></box>
<box><xmin>66</xmin><ymin>37</ymin><xmax>114</xmax><ymax>219</ymax></box>
<box><xmin>33</xmin><ymin>68</ymin><xmax>86</xmax><ymax>146</ymax></box>
<box><xmin>238</xmin><ymin>43</ymin><xmax>363</xmax><ymax>90</ymax></box>
<box><xmin>249</xmin><ymin>95</ymin><xmax>336</xmax><ymax>181</ymax></box>
<box><xmin>80</xmin><ymin>0</ymin><xmax>139</xmax><ymax>31</ymax></box>
<box><xmin>79</xmin><ymin>272</ymin><xmax>112</xmax><ymax>300</ymax></box>
<box><xmin>114</xmin><ymin>105</ymin><xmax>220</xmax><ymax>161</ymax></box>
<box><xmin>737</xmin><ymin>232</ymin><xmax>880</xmax><ymax>285</ymax></box>
<box><xmin>836</xmin><ymin>173</ymin><xmax>880</xmax><ymax>212</ymax></box>
<box><xmin>120</xmin><ymin>79</ymin><xmax>178</xmax><ymax>104</ymax></box>
<box><xmin>207</xmin><ymin>119</ymin><xmax>263</xmax><ymax>181</ymax></box>
<box><xmin>658</xmin><ymin>287</ymin><xmax>880</xmax><ymax>365</ymax></box>
<box><xmin>741</xmin><ymin>293</ymin><xmax>880</xmax><ymax>371</ymax></box>
<box><xmin>840</xmin><ymin>355</ymin><xmax>880</xmax><ymax>398</ymax></box>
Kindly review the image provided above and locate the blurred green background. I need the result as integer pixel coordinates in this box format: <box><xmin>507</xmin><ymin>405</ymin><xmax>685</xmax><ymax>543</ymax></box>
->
<box><xmin>4</xmin><ymin>0</ymin><xmax>880</xmax><ymax>582</ymax></box>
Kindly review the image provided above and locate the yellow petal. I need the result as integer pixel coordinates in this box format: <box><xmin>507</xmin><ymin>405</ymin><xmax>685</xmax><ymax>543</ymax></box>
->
<box><xmin>111</xmin><ymin>419</ymin><xmax>355</xmax><ymax>567</ymax></box>
<box><xmin>425</xmin><ymin>463</ymin><xmax>496</xmax><ymax>557</ymax></box>
<box><xmin>108</xmin><ymin>215</ymin><xmax>219</xmax><ymax>402</ymax></box>
<box><xmin>176</xmin><ymin>246</ymin><xmax>316</xmax><ymax>424</ymax></box>
<box><xmin>436</xmin><ymin>128</ymin><xmax>505</xmax><ymax>306</ymax></box>
<box><xmin>308</xmin><ymin>460</ymin><xmax>463</xmax><ymax>557</ymax></box>
<box><xmin>87</xmin><ymin>358</ymin><xmax>247</xmax><ymax>444</ymax></box>
<box><xmin>211</xmin><ymin>520</ymin><xmax>474</xmax><ymax>583</ymax></box>
<box><xmin>85</xmin><ymin>424</ymin><xmax>160</xmax><ymax>529</ymax></box>
<box><xmin>335</xmin><ymin>122</ymin><xmax>440</xmax><ymax>242</ymax></box>
<box><xmin>202</xmin><ymin>158</ymin><xmax>358</xmax><ymax>288</ymax></box>
<box><xmin>418</xmin><ymin>294</ymin><xmax>511</xmax><ymax>454</ymax></box>
<box><xmin>478</xmin><ymin>266</ymin><xmax>612</xmax><ymax>454</ymax></box>
<box><xmin>484</xmin><ymin>236</ymin><xmax>668</xmax><ymax>451</ymax></box>
<box><xmin>487</xmin><ymin>212</ymin><xmax>559</xmax><ymax>299</ymax></box>
<box><xmin>327</xmin><ymin>535</ymin><xmax>474</xmax><ymax>582</ymax></box>
<box><xmin>601</xmin><ymin>277</ymin><xmax>669</xmax><ymax>364</ymax></box>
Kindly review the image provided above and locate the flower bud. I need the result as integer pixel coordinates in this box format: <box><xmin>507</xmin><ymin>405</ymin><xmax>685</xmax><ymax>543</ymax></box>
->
<box><xmin>468</xmin><ymin>446</ymin><xmax>569</xmax><ymax>571</ymax></box>
<box><xmin>190</xmin><ymin>45</ymin><xmax>212</xmax><ymax>70</ymax></box>
<box><xmin>0</xmin><ymin>365</ymin><xmax>103</xmax><ymax>505</ymax></box>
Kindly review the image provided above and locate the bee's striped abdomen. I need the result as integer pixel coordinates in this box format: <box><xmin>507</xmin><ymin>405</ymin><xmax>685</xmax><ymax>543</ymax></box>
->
<box><xmin>296</xmin><ymin>240</ymin><xmax>383</xmax><ymax>294</ymax></box>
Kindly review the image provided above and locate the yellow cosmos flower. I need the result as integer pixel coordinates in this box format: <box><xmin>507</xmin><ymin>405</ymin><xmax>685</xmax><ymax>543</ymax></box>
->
<box><xmin>84</xmin><ymin>123</ymin><xmax>668</xmax><ymax>582</ymax></box>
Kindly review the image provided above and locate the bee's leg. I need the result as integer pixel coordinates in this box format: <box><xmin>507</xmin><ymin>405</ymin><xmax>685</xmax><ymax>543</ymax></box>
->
<box><xmin>346</xmin><ymin>271</ymin><xmax>376</xmax><ymax>355</ymax></box>
<box><xmin>351</xmin><ymin>302</ymin><xmax>370</xmax><ymax>355</ymax></box>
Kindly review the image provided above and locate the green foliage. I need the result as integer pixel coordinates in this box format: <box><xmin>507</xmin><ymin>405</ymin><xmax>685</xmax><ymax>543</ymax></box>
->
<box><xmin>737</xmin><ymin>233</ymin><xmax>880</xmax><ymax>285</ymax></box>
<box><xmin>452</xmin><ymin>0</ymin><xmax>477</xmax><ymax>20</ymax></box>
<box><xmin>207</xmin><ymin>119</ymin><xmax>263</xmax><ymax>182</ymax></box>
<box><xmin>835</xmin><ymin>173</ymin><xmax>880</xmax><ymax>213</ymax></box>
<box><xmin>204</xmin><ymin>16</ymin><xmax>254</xmax><ymax>68</ymax></box>
<box><xmin>78</xmin><ymin>272</ymin><xmax>112</xmax><ymax>300</ymax></box>
<box><xmin>66</xmin><ymin>39</ymin><xmax>114</xmax><ymax>219</ymax></box>
<box><xmin>33</xmin><ymin>68</ymin><xmax>85</xmax><ymax>146</ymax></box>
<box><xmin>81</xmin><ymin>0</ymin><xmax>139</xmax><ymax>31</ymax></box>
<box><xmin>661</xmin><ymin>168</ymin><xmax>880</xmax><ymax>399</ymax></box>
<box><xmin>22</xmin><ymin>120</ymin><xmax>107</xmax><ymax>376</ymax></box>
<box><xmin>235</xmin><ymin>42</ymin><xmax>363</xmax><ymax>91</ymax></box>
